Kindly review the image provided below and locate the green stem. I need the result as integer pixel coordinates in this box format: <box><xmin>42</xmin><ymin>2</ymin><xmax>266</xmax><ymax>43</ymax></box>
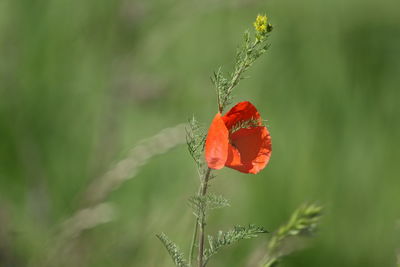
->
<box><xmin>188</xmin><ymin>219</ymin><xmax>198</xmax><ymax>266</ymax></box>
<box><xmin>188</xmin><ymin>174</ymin><xmax>205</xmax><ymax>266</ymax></box>
<box><xmin>198</xmin><ymin>168</ymin><xmax>212</xmax><ymax>267</ymax></box>
<box><xmin>220</xmin><ymin>39</ymin><xmax>260</xmax><ymax>113</ymax></box>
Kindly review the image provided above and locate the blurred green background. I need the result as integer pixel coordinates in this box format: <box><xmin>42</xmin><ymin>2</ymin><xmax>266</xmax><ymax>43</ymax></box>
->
<box><xmin>1</xmin><ymin>0</ymin><xmax>400</xmax><ymax>266</ymax></box>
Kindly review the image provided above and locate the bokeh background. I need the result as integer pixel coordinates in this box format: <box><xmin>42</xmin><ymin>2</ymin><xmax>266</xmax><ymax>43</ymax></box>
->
<box><xmin>1</xmin><ymin>0</ymin><xmax>400</xmax><ymax>266</ymax></box>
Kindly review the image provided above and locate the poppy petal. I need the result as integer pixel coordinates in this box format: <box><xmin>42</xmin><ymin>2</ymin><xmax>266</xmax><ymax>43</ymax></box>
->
<box><xmin>222</xmin><ymin>101</ymin><xmax>262</xmax><ymax>130</ymax></box>
<box><xmin>225</xmin><ymin>126</ymin><xmax>272</xmax><ymax>174</ymax></box>
<box><xmin>205</xmin><ymin>113</ymin><xmax>229</xmax><ymax>169</ymax></box>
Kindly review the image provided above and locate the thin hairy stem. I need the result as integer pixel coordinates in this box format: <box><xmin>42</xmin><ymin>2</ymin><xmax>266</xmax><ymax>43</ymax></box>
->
<box><xmin>219</xmin><ymin>39</ymin><xmax>260</xmax><ymax>113</ymax></box>
<box><xmin>188</xmin><ymin>219</ymin><xmax>198</xmax><ymax>266</ymax></box>
<box><xmin>188</xmin><ymin>175</ymin><xmax>206</xmax><ymax>266</ymax></box>
<box><xmin>198</xmin><ymin>168</ymin><xmax>212</xmax><ymax>267</ymax></box>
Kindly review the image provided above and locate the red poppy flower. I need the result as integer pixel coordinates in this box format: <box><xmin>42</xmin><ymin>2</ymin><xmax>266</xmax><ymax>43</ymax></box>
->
<box><xmin>205</xmin><ymin>101</ymin><xmax>272</xmax><ymax>174</ymax></box>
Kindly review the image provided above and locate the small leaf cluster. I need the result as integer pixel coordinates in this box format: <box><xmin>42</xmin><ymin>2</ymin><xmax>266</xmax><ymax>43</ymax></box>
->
<box><xmin>203</xmin><ymin>224</ymin><xmax>268</xmax><ymax>265</ymax></box>
<box><xmin>189</xmin><ymin>194</ymin><xmax>230</xmax><ymax>220</ymax></box>
<box><xmin>229</xmin><ymin>118</ymin><xmax>262</xmax><ymax>134</ymax></box>
<box><xmin>271</xmin><ymin>204</ymin><xmax>322</xmax><ymax>246</ymax></box>
<box><xmin>263</xmin><ymin>204</ymin><xmax>323</xmax><ymax>267</ymax></box>
<box><xmin>157</xmin><ymin>233</ymin><xmax>189</xmax><ymax>267</ymax></box>
<box><xmin>212</xmin><ymin>22</ymin><xmax>273</xmax><ymax>113</ymax></box>
<box><xmin>185</xmin><ymin>116</ymin><xmax>207</xmax><ymax>176</ymax></box>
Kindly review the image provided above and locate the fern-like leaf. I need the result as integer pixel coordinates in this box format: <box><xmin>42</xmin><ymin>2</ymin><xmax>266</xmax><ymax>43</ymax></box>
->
<box><xmin>204</xmin><ymin>194</ymin><xmax>230</xmax><ymax>210</ymax></box>
<box><xmin>157</xmin><ymin>233</ymin><xmax>189</xmax><ymax>267</ymax></box>
<box><xmin>229</xmin><ymin>118</ymin><xmax>263</xmax><ymax>134</ymax></box>
<box><xmin>185</xmin><ymin>116</ymin><xmax>206</xmax><ymax>175</ymax></box>
<box><xmin>203</xmin><ymin>224</ymin><xmax>268</xmax><ymax>265</ymax></box>
<box><xmin>188</xmin><ymin>194</ymin><xmax>230</xmax><ymax>219</ymax></box>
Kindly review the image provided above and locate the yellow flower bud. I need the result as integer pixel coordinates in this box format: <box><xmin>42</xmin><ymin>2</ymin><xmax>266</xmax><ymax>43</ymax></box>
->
<box><xmin>254</xmin><ymin>15</ymin><xmax>268</xmax><ymax>34</ymax></box>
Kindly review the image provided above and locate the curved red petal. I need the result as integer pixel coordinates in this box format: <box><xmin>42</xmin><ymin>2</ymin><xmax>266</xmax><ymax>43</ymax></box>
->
<box><xmin>225</xmin><ymin>126</ymin><xmax>272</xmax><ymax>174</ymax></box>
<box><xmin>222</xmin><ymin>101</ymin><xmax>262</xmax><ymax>130</ymax></box>
<box><xmin>205</xmin><ymin>113</ymin><xmax>229</xmax><ymax>169</ymax></box>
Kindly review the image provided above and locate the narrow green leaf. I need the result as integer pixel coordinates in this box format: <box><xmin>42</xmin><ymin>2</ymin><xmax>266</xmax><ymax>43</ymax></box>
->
<box><xmin>157</xmin><ymin>233</ymin><xmax>189</xmax><ymax>267</ymax></box>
